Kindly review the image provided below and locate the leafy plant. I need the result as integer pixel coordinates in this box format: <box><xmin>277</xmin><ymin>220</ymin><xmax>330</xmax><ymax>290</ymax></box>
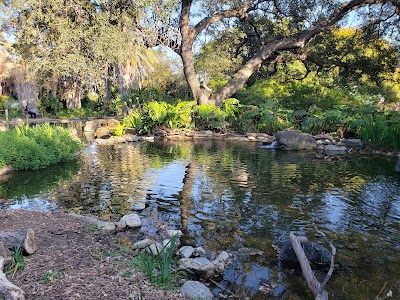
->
<box><xmin>111</xmin><ymin>123</ymin><xmax>125</xmax><ymax>137</ymax></box>
<box><xmin>130</xmin><ymin>235</ymin><xmax>179</xmax><ymax>286</ymax></box>
<box><xmin>195</xmin><ymin>104</ymin><xmax>226</xmax><ymax>130</ymax></box>
<box><xmin>5</xmin><ymin>245</ymin><xmax>25</xmax><ymax>278</ymax></box>
<box><xmin>42</xmin><ymin>270</ymin><xmax>61</xmax><ymax>284</ymax></box>
<box><xmin>0</xmin><ymin>123</ymin><xmax>83</xmax><ymax>170</ymax></box>
<box><xmin>156</xmin><ymin>235</ymin><xmax>178</xmax><ymax>283</ymax></box>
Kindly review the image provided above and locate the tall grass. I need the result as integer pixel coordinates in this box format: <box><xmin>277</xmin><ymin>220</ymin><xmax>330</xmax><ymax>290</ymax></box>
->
<box><xmin>0</xmin><ymin>123</ymin><xmax>82</xmax><ymax>170</ymax></box>
<box><xmin>356</xmin><ymin>114</ymin><xmax>400</xmax><ymax>150</ymax></box>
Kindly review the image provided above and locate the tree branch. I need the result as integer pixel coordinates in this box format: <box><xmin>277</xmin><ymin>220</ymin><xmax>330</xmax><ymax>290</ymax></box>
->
<box><xmin>193</xmin><ymin>0</ymin><xmax>254</xmax><ymax>39</ymax></box>
<box><xmin>211</xmin><ymin>0</ymin><xmax>385</xmax><ymax>104</ymax></box>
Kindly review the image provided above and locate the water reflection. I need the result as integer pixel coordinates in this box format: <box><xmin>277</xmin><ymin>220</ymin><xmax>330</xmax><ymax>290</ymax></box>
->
<box><xmin>1</xmin><ymin>140</ymin><xmax>399</xmax><ymax>299</ymax></box>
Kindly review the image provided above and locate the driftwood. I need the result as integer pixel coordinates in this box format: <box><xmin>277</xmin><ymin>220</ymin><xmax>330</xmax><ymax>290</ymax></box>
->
<box><xmin>289</xmin><ymin>232</ymin><xmax>330</xmax><ymax>300</ymax></box>
<box><xmin>0</xmin><ymin>229</ymin><xmax>36</xmax><ymax>255</ymax></box>
<box><xmin>0</xmin><ymin>256</ymin><xmax>25</xmax><ymax>300</ymax></box>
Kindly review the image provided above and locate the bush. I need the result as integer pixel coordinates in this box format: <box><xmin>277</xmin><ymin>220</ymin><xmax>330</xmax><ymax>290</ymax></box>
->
<box><xmin>0</xmin><ymin>123</ymin><xmax>83</xmax><ymax>170</ymax></box>
<box><xmin>355</xmin><ymin>112</ymin><xmax>400</xmax><ymax>150</ymax></box>
<box><xmin>195</xmin><ymin>104</ymin><xmax>226</xmax><ymax>130</ymax></box>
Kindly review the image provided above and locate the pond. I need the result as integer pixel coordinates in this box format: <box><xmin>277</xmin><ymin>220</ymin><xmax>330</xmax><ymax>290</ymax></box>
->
<box><xmin>1</xmin><ymin>139</ymin><xmax>399</xmax><ymax>299</ymax></box>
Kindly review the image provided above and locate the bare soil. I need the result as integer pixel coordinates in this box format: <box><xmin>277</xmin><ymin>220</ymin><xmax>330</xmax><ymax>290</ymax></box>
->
<box><xmin>0</xmin><ymin>210</ymin><xmax>188</xmax><ymax>300</ymax></box>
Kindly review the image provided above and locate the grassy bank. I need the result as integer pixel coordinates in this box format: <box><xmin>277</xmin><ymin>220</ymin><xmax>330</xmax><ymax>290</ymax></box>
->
<box><xmin>0</xmin><ymin>123</ymin><xmax>82</xmax><ymax>170</ymax></box>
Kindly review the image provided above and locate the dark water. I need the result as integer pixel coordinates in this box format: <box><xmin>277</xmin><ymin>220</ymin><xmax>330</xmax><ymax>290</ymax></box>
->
<box><xmin>1</xmin><ymin>140</ymin><xmax>399</xmax><ymax>299</ymax></box>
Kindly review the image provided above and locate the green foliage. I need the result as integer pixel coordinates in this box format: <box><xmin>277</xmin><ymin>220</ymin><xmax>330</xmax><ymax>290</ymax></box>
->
<box><xmin>195</xmin><ymin>104</ymin><xmax>226</xmax><ymax>130</ymax></box>
<box><xmin>0</xmin><ymin>95</ymin><xmax>14</xmax><ymax>110</ymax></box>
<box><xmin>111</xmin><ymin>123</ymin><xmax>125</xmax><ymax>137</ymax></box>
<box><xmin>356</xmin><ymin>113</ymin><xmax>400</xmax><ymax>150</ymax></box>
<box><xmin>39</xmin><ymin>96</ymin><xmax>64</xmax><ymax>115</ymax></box>
<box><xmin>130</xmin><ymin>235</ymin><xmax>179</xmax><ymax>287</ymax></box>
<box><xmin>165</xmin><ymin>100</ymin><xmax>195</xmax><ymax>129</ymax></box>
<box><xmin>42</xmin><ymin>270</ymin><xmax>62</xmax><ymax>284</ymax></box>
<box><xmin>0</xmin><ymin>123</ymin><xmax>82</xmax><ymax>170</ymax></box>
<box><xmin>5</xmin><ymin>245</ymin><xmax>25</xmax><ymax>277</ymax></box>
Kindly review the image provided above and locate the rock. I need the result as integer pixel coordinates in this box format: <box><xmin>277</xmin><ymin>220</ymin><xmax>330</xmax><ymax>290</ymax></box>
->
<box><xmin>0</xmin><ymin>165</ymin><xmax>13</xmax><ymax>176</ymax></box>
<box><xmin>163</xmin><ymin>239</ymin><xmax>173</xmax><ymax>249</ymax></box>
<box><xmin>95</xmin><ymin>138</ymin><xmax>114</xmax><ymax>145</ymax></box>
<box><xmin>395</xmin><ymin>156</ymin><xmax>400</xmax><ymax>173</ymax></box>
<box><xmin>324</xmin><ymin>144</ymin><xmax>347</xmax><ymax>154</ymax></box>
<box><xmin>147</xmin><ymin>242</ymin><xmax>163</xmax><ymax>255</ymax></box>
<box><xmin>113</xmin><ymin>136</ymin><xmax>127</xmax><ymax>143</ymax></box>
<box><xmin>138</xmin><ymin>136</ymin><xmax>155</xmax><ymax>142</ymax></box>
<box><xmin>84</xmin><ymin>119</ymin><xmax>119</xmax><ymax>132</ymax></box>
<box><xmin>167</xmin><ymin>229</ymin><xmax>183</xmax><ymax>238</ymax></box>
<box><xmin>181</xmin><ymin>281</ymin><xmax>214</xmax><ymax>300</ymax></box>
<box><xmin>70</xmin><ymin>214</ymin><xmax>116</xmax><ymax>231</ymax></box>
<box><xmin>117</xmin><ymin>214</ymin><xmax>142</xmax><ymax>228</ymax></box>
<box><xmin>179</xmin><ymin>251</ymin><xmax>230</xmax><ymax>278</ymax></box>
<box><xmin>275</xmin><ymin>130</ymin><xmax>317</xmax><ymax>150</ymax></box>
<box><xmin>125</xmin><ymin>135</ymin><xmax>139</xmax><ymax>142</ymax></box>
<box><xmin>179</xmin><ymin>246</ymin><xmax>194</xmax><ymax>258</ymax></box>
<box><xmin>204</xmin><ymin>130</ymin><xmax>213</xmax><ymax>135</ymax></box>
<box><xmin>194</xmin><ymin>257</ymin><xmax>211</xmax><ymax>265</ymax></box>
<box><xmin>131</xmin><ymin>201</ymin><xmax>146</xmax><ymax>211</ymax></box>
<box><xmin>280</xmin><ymin>241</ymin><xmax>332</xmax><ymax>265</ymax></box>
<box><xmin>345</xmin><ymin>138</ymin><xmax>364</xmax><ymax>150</ymax></box>
<box><xmin>193</xmin><ymin>247</ymin><xmax>207</xmax><ymax>256</ymax></box>
<box><xmin>94</xmin><ymin>127</ymin><xmax>110</xmax><ymax>139</ymax></box>
<box><xmin>132</xmin><ymin>239</ymin><xmax>154</xmax><ymax>250</ymax></box>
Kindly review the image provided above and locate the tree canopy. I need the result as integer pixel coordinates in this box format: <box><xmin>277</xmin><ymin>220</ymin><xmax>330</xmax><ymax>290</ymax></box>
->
<box><xmin>1</xmin><ymin>0</ymin><xmax>399</xmax><ymax>107</ymax></box>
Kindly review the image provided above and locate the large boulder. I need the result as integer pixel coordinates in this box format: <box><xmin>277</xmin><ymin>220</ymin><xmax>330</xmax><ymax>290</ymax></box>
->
<box><xmin>280</xmin><ymin>241</ymin><xmax>332</xmax><ymax>265</ymax></box>
<box><xmin>344</xmin><ymin>138</ymin><xmax>364</xmax><ymax>150</ymax></box>
<box><xmin>275</xmin><ymin>130</ymin><xmax>317</xmax><ymax>150</ymax></box>
<box><xmin>84</xmin><ymin>118</ymin><xmax>119</xmax><ymax>132</ymax></box>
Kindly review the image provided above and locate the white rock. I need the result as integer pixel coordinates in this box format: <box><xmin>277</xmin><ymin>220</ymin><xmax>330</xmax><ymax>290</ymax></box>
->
<box><xmin>167</xmin><ymin>229</ymin><xmax>183</xmax><ymax>237</ymax></box>
<box><xmin>194</xmin><ymin>257</ymin><xmax>211</xmax><ymax>265</ymax></box>
<box><xmin>147</xmin><ymin>242</ymin><xmax>163</xmax><ymax>255</ymax></box>
<box><xmin>179</xmin><ymin>246</ymin><xmax>194</xmax><ymax>258</ymax></box>
<box><xmin>181</xmin><ymin>281</ymin><xmax>214</xmax><ymax>300</ymax></box>
<box><xmin>132</xmin><ymin>238</ymin><xmax>154</xmax><ymax>250</ymax></box>
<box><xmin>119</xmin><ymin>214</ymin><xmax>142</xmax><ymax>228</ymax></box>
<box><xmin>194</xmin><ymin>247</ymin><xmax>207</xmax><ymax>256</ymax></box>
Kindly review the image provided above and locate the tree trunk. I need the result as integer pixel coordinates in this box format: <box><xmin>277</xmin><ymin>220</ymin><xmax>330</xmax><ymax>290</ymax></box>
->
<box><xmin>0</xmin><ymin>257</ymin><xmax>25</xmax><ymax>300</ymax></box>
<box><xmin>0</xmin><ymin>228</ymin><xmax>37</xmax><ymax>255</ymax></box>
<box><xmin>180</xmin><ymin>0</ymin><xmax>213</xmax><ymax>105</ymax></box>
<box><xmin>51</xmin><ymin>74</ymin><xmax>59</xmax><ymax>99</ymax></box>
<box><xmin>64</xmin><ymin>79</ymin><xmax>82</xmax><ymax>109</ymax></box>
<box><xmin>178</xmin><ymin>0</ymin><xmax>371</xmax><ymax>106</ymax></box>
<box><xmin>104</xmin><ymin>77</ymin><xmax>112</xmax><ymax>111</ymax></box>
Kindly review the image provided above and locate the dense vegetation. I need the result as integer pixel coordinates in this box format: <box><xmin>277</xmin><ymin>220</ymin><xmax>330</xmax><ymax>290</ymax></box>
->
<box><xmin>0</xmin><ymin>124</ymin><xmax>82</xmax><ymax>170</ymax></box>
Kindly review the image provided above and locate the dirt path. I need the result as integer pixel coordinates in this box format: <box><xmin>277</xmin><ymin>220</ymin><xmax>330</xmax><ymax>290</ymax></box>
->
<box><xmin>0</xmin><ymin>210</ymin><xmax>187</xmax><ymax>300</ymax></box>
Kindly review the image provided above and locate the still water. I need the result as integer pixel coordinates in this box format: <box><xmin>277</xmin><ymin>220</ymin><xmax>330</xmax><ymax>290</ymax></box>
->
<box><xmin>1</xmin><ymin>140</ymin><xmax>399</xmax><ymax>299</ymax></box>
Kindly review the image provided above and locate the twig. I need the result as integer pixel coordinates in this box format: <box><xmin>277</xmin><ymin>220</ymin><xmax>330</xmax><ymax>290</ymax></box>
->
<box><xmin>312</xmin><ymin>223</ymin><xmax>336</xmax><ymax>294</ymax></box>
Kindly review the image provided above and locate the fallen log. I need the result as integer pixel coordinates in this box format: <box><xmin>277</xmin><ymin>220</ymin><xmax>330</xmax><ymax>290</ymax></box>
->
<box><xmin>0</xmin><ymin>229</ymin><xmax>36</xmax><ymax>255</ymax></box>
<box><xmin>289</xmin><ymin>232</ymin><xmax>328</xmax><ymax>300</ymax></box>
<box><xmin>0</xmin><ymin>256</ymin><xmax>25</xmax><ymax>300</ymax></box>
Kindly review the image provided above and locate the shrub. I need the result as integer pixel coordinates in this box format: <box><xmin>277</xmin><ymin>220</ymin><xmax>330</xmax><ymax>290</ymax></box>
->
<box><xmin>355</xmin><ymin>112</ymin><xmax>400</xmax><ymax>150</ymax></box>
<box><xmin>0</xmin><ymin>123</ymin><xmax>82</xmax><ymax>170</ymax></box>
<box><xmin>195</xmin><ymin>104</ymin><xmax>226</xmax><ymax>130</ymax></box>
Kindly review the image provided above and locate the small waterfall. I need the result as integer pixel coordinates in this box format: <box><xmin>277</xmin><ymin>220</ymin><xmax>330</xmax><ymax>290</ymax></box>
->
<box><xmin>258</xmin><ymin>140</ymin><xmax>278</xmax><ymax>149</ymax></box>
